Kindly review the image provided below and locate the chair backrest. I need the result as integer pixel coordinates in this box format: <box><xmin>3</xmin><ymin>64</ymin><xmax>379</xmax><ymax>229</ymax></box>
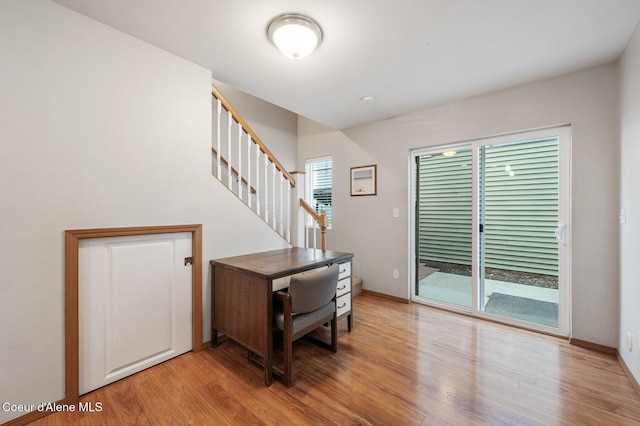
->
<box><xmin>288</xmin><ymin>264</ymin><xmax>339</xmax><ymax>314</ymax></box>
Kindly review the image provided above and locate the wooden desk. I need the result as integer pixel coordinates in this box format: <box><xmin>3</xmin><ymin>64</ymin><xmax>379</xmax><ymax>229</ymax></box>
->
<box><xmin>210</xmin><ymin>248</ymin><xmax>354</xmax><ymax>386</ymax></box>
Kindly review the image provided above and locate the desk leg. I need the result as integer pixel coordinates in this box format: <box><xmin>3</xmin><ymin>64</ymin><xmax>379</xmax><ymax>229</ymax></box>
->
<box><xmin>246</xmin><ymin>350</ymin><xmax>274</xmax><ymax>386</ymax></box>
<box><xmin>264</xmin><ymin>357</ymin><xmax>273</xmax><ymax>386</ymax></box>
<box><xmin>264</xmin><ymin>319</ymin><xmax>273</xmax><ymax>386</ymax></box>
<box><xmin>264</xmin><ymin>285</ymin><xmax>274</xmax><ymax>386</ymax></box>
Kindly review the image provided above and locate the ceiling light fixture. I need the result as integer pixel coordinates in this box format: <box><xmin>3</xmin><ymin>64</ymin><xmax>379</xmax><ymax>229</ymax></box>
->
<box><xmin>442</xmin><ymin>151</ymin><xmax>457</xmax><ymax>157</ymax></box>
<box><xmin>267</xmin><ymin>14</ymin><xmax>323</xmax><ymax>60</ymax></box>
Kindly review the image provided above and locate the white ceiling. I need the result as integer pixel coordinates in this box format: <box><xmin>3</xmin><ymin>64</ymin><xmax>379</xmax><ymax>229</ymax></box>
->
<box><xmin>52</xmin><ymin>0</ymin><xmax>640</xmax><ymax>130</ymax></box>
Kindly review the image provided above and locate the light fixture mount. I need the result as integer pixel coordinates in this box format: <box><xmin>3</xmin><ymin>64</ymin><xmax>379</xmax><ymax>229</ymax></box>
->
<box><xmin>267</xmin><ymin>14</ymin><xmax>323</xmax><ymax>60</ymax></box>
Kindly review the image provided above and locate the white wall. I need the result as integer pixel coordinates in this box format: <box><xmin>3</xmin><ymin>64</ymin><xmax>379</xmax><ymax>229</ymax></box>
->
<box><xmin>619</xmin><ymin>23</ymin><xmax>640</xmax><ymax>385</ymax></box>
<box><xmin>0</xmin><ymin>1</ymin><xmax>291</xmax><ymax>422</ymax></box>
<box><xmin>298</xmin><ymin>63</ymin><xmax>620</xmax><ymax>348</ymax></box>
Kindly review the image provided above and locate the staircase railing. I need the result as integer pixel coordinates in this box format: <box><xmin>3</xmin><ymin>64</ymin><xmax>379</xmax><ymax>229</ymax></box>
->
<box><xmin>212</xmin><ymin>83</ymin><xmax>331</xmax><ymax>250</ymax></box>
<box><xmin>299</xmin><ymin>198</ymin><xmax>328</xmax><ymax>251</ymax></box>
<box><xmin>212</xmin><ymin>83</ymin><xmax>295</xmax><ymax>242</ymax></box>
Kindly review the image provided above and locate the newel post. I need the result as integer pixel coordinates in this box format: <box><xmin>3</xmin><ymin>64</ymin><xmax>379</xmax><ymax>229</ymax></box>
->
<box><xmin>319</xmin><ymin>211</ymin><xmax>328</xmax><ymax>251</ymax></box>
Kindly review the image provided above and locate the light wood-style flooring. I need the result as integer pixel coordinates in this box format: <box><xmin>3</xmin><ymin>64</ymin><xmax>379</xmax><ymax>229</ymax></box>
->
<box><xmin>31</xmin><ymin>294</ymin><xmax>640</xmax><ymax>425</ymax></box>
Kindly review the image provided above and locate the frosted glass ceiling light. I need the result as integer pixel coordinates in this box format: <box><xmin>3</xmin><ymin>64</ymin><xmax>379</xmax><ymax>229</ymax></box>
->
<box><xmin>268</xmin><ymin>14</ymin><xmax>322</xmax><ymax>59</ymax></box>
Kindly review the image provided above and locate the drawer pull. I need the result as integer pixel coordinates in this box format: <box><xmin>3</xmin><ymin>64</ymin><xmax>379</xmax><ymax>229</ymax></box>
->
<box><xmin>338</xmin><ymin>302</ymin><xmax>347</xmax><ymax>309</ymax></box>
<box><xmin>340</xmin><ymin>269</ymin><xmax>347</xmax><ymax>274</ymax></box>
<box><xmin>337</xmin><ymin>284</ymin><xmax>346</xmax><ymax>291</ymax></box>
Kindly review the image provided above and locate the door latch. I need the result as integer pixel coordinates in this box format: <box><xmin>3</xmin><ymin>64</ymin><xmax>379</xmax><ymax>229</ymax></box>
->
<box><xmin>184</xmin><ymin>257</ymin><xmax>194</xmax><ymax>266</ymax></box>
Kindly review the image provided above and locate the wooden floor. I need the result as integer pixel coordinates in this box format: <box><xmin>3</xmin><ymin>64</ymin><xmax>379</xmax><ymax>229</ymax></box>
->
<box><xmin>31</xmin><ymin>294</ymin><xmax>640</xmax><ymax>425</ymax></box>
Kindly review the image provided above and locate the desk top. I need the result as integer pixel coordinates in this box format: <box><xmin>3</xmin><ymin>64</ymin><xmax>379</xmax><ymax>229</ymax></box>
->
<box><xmin>210</xmin><ymin>247</ymin><xmax>353</xmax><ymax>280</ymax></box>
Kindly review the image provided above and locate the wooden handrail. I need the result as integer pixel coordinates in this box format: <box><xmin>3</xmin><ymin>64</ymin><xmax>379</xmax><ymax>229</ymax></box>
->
<box><xmin>299</xmin><ymin>198</ymin><xmax>328</xmax><ymax>227</ymax></box>
<box><xmin>211</xmin><ymin>147</ymin><xmax>257</xmax><ymax>194</ymax></box>
<box><xmin>212</xmin><ymin>83</ymin><xmax>295</xmax><ymax>188</ymax></box>
<box><xmin>299</xmin><ymin>198</ymin><xmax>327</xmax><ymax>251</ymax></box>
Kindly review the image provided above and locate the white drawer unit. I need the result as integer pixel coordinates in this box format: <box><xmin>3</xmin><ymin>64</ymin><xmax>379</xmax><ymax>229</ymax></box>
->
<box><xmin>336</xmin><ymin>260</ymin><xmax>353</xmax><ymax>331</ymax></box>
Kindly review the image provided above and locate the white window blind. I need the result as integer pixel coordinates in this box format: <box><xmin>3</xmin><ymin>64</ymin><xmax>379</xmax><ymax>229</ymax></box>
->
<box><xmin>305</xmin><ymin>157</ymin><xmax>332</xmax><ymax>228</ymax></box>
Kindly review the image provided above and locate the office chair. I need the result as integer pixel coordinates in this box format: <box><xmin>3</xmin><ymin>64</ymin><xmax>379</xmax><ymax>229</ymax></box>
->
<box><xmin>273</xmin><ymin>264</ymin><xmax>339</xmax><ymax>387</ymax></box>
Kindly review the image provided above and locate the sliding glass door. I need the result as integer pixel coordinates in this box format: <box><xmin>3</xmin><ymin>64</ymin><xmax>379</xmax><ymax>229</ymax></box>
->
<box><xmin>415</xmin><ymin>147</ymin><xmax>473</xmax><ymax>308</ymax></box>
<box><xmin>411</xmin><ymin>127</ymin><xmax>570</xmax><ymax>335</ymax></box>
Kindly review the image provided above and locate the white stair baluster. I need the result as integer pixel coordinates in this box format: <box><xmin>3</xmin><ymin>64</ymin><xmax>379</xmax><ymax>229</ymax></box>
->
<box><xmin>216</xmin><ymin>99</ymin><xmax>221</xmax><ymax>179</ymax></box>
<box><xmin>304</xmin><ymin>211</ymin><xmax>309</xmax><ymax>248</ymax></box>
<box><xmin>264</xmin><ymin>154</ymin><xmax>269</xmax><ymax>222</ymax></box>
<box><xmin>272</xmin><ymin>163</ymin><xmax>276</xmax><ymax>229</ymax></box>
<box><xmin>237</xmin><ymin>124</ymin><xmax>243</xmax><ymax>200</ymax></box>
<box><xmin>256</xmin><ymin>147</ymin><xmax>261</xmax><ymax>215</ymax></box>
<box><xmin>279</xmin><ymin>171</ymin><xmax>284</xmax><ymax>235</ymax></box>
<box><xmin>227</xmin><ymin>111</ymin><xmax>232</xmax><ymax>190</ymax></box>
<box><xmin>247</xmin><ymin>134</ymin><xmax>252</xmax><ymax>209</ymax></box>
<box><xmin>286</xmin><ymin>181</ymin><xmax>291</xmax><ymax>242</ymax></box>
<box><xmin>313</xmin><ymin>215</ymin><xmax>318</xmax><ymax>249</ymax></box>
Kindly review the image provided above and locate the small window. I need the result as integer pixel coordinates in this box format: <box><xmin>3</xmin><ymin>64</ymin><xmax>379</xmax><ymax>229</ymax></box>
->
<box><xmin>305</xmin><ymin>156</ymin><xmax>332</xmax><ymax>228</ymax></box>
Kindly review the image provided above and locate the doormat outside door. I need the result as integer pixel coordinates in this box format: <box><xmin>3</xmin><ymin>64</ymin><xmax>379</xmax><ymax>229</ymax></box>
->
<box><xmin>485</xmin><ymin>292</ymin><xmax>558</xmax><ymax>328</ymax></box>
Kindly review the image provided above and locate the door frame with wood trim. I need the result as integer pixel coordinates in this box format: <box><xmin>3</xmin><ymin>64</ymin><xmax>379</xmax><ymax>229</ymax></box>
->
<box><xmin>64</xmin><ymin>224</ymin><xmax>203</xmax><ymax>404</ymax></box>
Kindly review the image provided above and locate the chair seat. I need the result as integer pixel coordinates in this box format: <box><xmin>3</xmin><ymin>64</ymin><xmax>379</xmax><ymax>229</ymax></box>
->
<box><xmin>275</xmin><ymin>300</ymin><xmax>335</xmax><ymax>336</ymax></box>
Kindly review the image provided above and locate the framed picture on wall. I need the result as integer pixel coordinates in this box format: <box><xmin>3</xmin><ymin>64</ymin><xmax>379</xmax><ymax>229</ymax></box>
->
<box><xmin>350</xmin><ymin>164</ymin><xmax>377</xmax><ymax>196</ymax></box>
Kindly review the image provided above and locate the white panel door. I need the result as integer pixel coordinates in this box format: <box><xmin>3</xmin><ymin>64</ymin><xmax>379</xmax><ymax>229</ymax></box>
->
<box><xmin>79</xmin><ymin>232</ymin><xmax>192</xmax><ymax>394</ymax></box>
